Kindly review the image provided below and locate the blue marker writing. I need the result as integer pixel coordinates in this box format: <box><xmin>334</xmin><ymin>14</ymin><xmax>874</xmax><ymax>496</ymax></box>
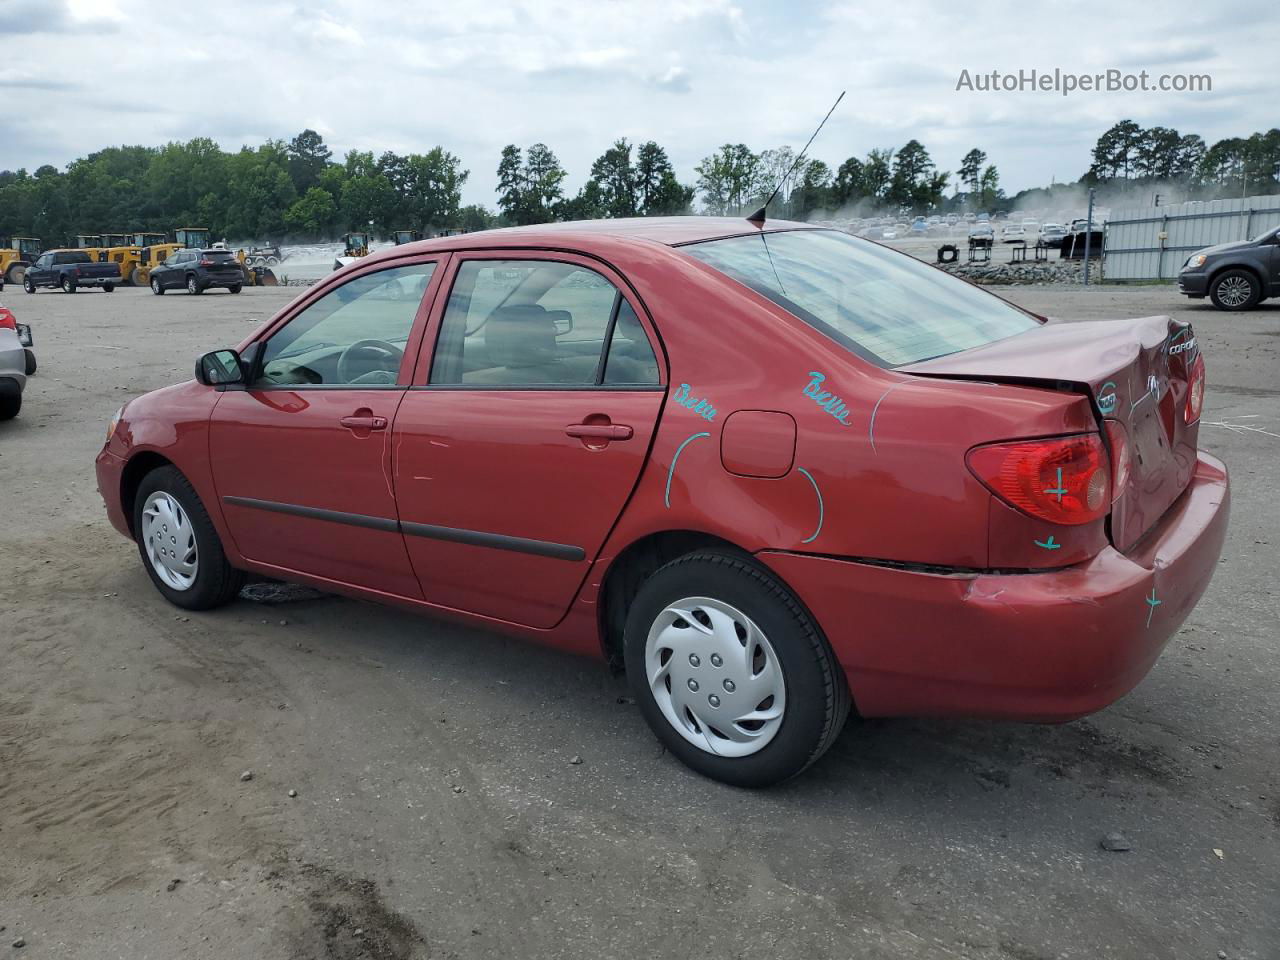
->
<box><xmin>803</xmin><ymin>372</ymin><xmax>853</xmax><ymax>426</ymax></box>
<box><xmin>672</xmin><ymin>383</ymin><xmax>717</xmax><ymax>421</ymax></box>
<box><xmin>1145</xmin><ymin>587</ymin><xmax>1161</xmax><ymax>628</ymax></box>
<box><xmin>1034</xmin><ymin>536</ymin><xmax>1061</xmax><ymax>550</ymax></box>
<box><xmin>1044</xmin><ymin>467</ymin><xmax>1067</xmax><ymax>502</ymax></box>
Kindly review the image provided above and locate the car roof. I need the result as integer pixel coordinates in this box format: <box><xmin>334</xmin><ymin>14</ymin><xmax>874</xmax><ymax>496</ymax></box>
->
<box><xmin>368</xmin><ymin>216</ymin><xmax>821</xmax><ymax>260</ymax></box>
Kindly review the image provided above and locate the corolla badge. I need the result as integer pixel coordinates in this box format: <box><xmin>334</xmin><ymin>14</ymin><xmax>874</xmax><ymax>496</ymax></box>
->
<box><xmin>1167</xmin><ymin>329</ymin><xmax>1198</xmax><ymax>358</ymax></box>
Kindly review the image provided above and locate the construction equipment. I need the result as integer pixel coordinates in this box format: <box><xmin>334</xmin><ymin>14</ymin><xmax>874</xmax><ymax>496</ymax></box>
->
<box><xmin>98</xmin><ymin>233</ymin><xmax>145</xmax><ymax>285</ymax></box>
<box><xmin>76</xmin><ymin>235</ymin><xmax>104</xmax><ymax>257</ymax></box>
<box><xmin>333</xmin><ymin>231</ymin><xmax>371</xmax><ymax>270</ymax></box>
<box><xmin>0</xmin><ymin>237</ymin><xmax>41</xmax><ymax>286</ymax></box>
<box><xmin>174</xmin><ymin>227</ymin><xmax>210</xmax><ymax>249</ymax></box>
<box><xmin>391</xmin><ymin>229</ymin><xmax>422</xmax><ymax>245</ymax></box>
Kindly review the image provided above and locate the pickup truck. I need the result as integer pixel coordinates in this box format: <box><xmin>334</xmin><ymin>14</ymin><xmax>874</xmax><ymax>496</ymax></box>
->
<box><xmin>22</xmin><ymin>250</ymin><xmax>120</xmax><ymax>293</ymax></box>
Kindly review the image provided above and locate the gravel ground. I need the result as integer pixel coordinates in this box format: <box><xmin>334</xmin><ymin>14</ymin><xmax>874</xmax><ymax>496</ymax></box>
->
<box><xmin>1</xmin><ymin>281</ymin><xmax>1277</xmax><ymax>959</ymax></box>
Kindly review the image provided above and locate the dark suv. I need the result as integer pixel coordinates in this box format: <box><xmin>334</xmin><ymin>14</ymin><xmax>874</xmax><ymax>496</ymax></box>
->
<box><xmin>1179</xmin><ymin>224</ymin><xmax>1280</xmax><ymax>311</ymax></box>
<box><xmin>149</xmin><ymin>249</ymin><xmax>245</xmax><ymax>295</ymax></box>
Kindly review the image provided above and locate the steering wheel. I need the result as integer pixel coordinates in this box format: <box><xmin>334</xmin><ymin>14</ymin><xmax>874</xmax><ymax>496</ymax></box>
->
<box><xmin>336</xmin><ymin>339</ymin><xmax>404</xmax><ymax>385</ymax></box>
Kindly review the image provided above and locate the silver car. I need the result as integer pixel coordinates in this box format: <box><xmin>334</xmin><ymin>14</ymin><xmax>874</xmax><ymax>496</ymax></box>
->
<box><xmin>0</xmin><ymin>308</ymin><xmax>33</xmax><ymax>420</ymax></box>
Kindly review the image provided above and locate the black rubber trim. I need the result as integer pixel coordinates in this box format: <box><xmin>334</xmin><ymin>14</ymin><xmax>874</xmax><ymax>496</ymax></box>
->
<box><xmin>223</xmin><ymin>495</ymin><xmax>585</xmax><ymax>561</ymax></box>
<box><xmin>223</xmin><ymin>495</ymin><xmax>399</xmax><ymax>533</ymax></box>
<box><xmin>400</xmin><ymin>520</ymin><xmax>585</xmax><ymax>561</ymax></box>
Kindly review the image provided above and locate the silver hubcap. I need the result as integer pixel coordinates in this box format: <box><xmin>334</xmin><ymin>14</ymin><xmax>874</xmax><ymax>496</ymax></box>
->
<box><xmin>1218</xmin><ymin>276</ymin><xmax>1250</xmax><ymax>307</ymax></box>
<box><xmin>645</xmin><ymin>597</ymin><xmax>786</xmax><ymax>758</ymax></box>
<box><xmin>141</xmin><ymin>491</ymin><xmax>198</xmax><ymax>590</ymax></box>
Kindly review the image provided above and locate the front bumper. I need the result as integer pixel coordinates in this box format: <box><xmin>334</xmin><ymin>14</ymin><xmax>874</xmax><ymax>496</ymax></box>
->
<box><xmin>760</xmin><ymin>452</ymin><xmax>1230</xmax><ymax>722</ymax></box>
<box><xmin>1178</xmin><ymin>271</ymin><xmax>1208</xmax><ymax>297</ymax></box>
<box><xmin>95</xmin><ymin>448</ymin><xmax>132</xmax><ymax>539</ymax></box>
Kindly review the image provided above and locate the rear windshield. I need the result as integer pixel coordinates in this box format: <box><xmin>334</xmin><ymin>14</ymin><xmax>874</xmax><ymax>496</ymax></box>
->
<box><xmin>204</xmin><ymin>250</ymin><xmax>235</xmax><ymax>259</ymax></box>
<box><xmin>58</xmin><ymin>252</ymin><xmax>92</xmax><ymax>264</ymax></box>
<box><xmin>682</xmin><ymin>229</ymin><xmax>1039</xmax><ymax>366</ymax></box>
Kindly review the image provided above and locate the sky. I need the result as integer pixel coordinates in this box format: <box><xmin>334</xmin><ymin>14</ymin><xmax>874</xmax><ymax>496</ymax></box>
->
<box><xmin>0</xmin><ymin>0</ymin><xmax>1276</xmax><ymax>208</ymax></box>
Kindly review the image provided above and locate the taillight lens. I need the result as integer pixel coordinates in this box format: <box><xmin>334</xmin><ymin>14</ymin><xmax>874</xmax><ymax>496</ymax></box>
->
<box><xmin>0</xmin><ymin>307</ymin><xmax>15</xmax><ymax>331</ymax></box>
<box><xmin>967</xmin><ymin>434</ymin><xmax>1111</xmax><ymax>525</ymax></box>
<box><xmin>1102</xmin><ymin>420</ymin><xmax>1131</xmax><ymax>502</ymax></box>
<box><xmin>1185</xmin><ymin>352</ymin><xmax>1205</xmax><ymax>424</ymax></box>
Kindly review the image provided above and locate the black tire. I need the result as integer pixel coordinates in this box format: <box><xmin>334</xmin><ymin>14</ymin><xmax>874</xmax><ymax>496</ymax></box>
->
<box><xmin>187</xmin><ymin>275</ymin><xmax>202</xmax><ymax>295</ymax></box>
<box><xmin>103</xmin><ymin>283</ymin><xmax>115</xmax><ymax>293</ymax></box>
<box><xmin>1209</xmin><ymin>269</ymin><xmax>1262</xmax><ymax>311</ymax></box>
<box><xmin>0</xmin><ymin>390</ymin><xmax>19</xmax><ymax>421</ymax></box>
<box><xmin>24</xmin><ymin>349</ymin><xmax>36</xmax><ymax>376</ymax></box>
<box><xmin>623</xmin><ymin>551</ymin><xmax>851</xmax><ymax>787</ymax></box>
<box><xmin>23</xmin><ymin>277</ymin><xmax>35</xmax><ymax>294</ymax></box>
<box><xmin>151</xmin><ymin>277</ymin><xmax>165</xmax><ymax>295</ymax></box>
<box><xmin>228</xmin><ymin>284</ymin><xmax>242</xmax><ymax>294</ymax></box>
<box><xmin>132</xmin><ymin>465</ymin><xmax>244</xmax><ymax>610</ymax></box>
<box><xmin>61</xmin><ymin>275</ymin><xmax>76</xmax><ymax>294</ymax></box>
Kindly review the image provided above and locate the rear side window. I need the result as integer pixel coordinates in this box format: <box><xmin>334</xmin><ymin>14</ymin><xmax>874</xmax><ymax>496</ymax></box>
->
<box><xmin>683</xmin><ymin>229</ymin><xmax>1040</xmax><ymax>366</ymax></box>
<box><xmin>430</xmin><ymin>260</ymin><xmax>641</xmax><ymax>387</ymax></box>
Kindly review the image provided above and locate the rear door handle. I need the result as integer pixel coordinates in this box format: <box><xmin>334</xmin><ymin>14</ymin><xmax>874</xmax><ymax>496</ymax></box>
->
<box><xmin>566</xmin><ymin>423</ymin><xmax>633</xmax><ymax>441</ymax></box>
<box><xmin>340</xmin><ymin>415</ymin><xmax>388</xmax><ymax>430</ymax></box>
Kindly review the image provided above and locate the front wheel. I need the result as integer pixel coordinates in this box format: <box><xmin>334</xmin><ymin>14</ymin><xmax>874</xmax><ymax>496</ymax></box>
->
<box><xmin>4</xmin><ymin>264</ymin><xmax>24</xmax><ymax>285</ymax></box>
<box><xmin>61</xmin><ymin>276</ymin><xmax>76</xmax><ymax>294</ymax></box>
<box><xmin>23</xmin><ymin>277</ymin><xmax>35</xmax><ymax>294</ymax></box>
<box><xmin>1210</xmin><ymin>269</ymin><xmax>1262</xmax><ymax>311</ymax></box>
<box><xmin>151</xmin><ymin>277</ymin><xmax>165</xmax><ymax>295</ymax></box>
<box><xmin>187</xmin><ymin>276</ymin><xmax>202</xmax><ymax>295</ymax></box>
<box><xmin>131</xmin><ymin>267</ymin><xmax>146</xmax><ymax>286</ymax></box>
<box><xmin>624</xmin><ymin>551</ymin><xmax>851</xmax><ymax>787</ymax></box>
<box><xmin>133</xmin><ymin>466</ymin><xmax>244</xmax><ymax>610</ymax></box>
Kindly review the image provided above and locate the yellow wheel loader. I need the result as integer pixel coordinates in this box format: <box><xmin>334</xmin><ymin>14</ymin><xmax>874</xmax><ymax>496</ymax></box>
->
<box><xmin>0</xmin><ymin>237</ymin><xmax>41</xmax><ymax>286</ymax></box>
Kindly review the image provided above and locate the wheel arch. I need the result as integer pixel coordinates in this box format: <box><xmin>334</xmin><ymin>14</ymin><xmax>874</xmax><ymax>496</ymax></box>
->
<box><xmin>1208</xmin><ymin>261</ymin><xmax>1264</xmax><ymax>296</ymax></box>
<box><xmin>120</xmin><ymin>451</ymin><xmax>177</xmax><ymax>537</ymax></box>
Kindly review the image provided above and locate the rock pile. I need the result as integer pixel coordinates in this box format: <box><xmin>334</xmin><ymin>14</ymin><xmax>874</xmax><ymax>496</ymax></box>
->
<box><xmin>937</xmin><ymin>259</ymin><xmax>1086</xmax><ymax>285</ymax></box>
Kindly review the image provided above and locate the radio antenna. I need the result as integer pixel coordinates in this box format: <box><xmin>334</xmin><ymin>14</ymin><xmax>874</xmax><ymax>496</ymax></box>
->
<box><xmin>747</xmin><ymin>90</ymin><xmax>846</xmax><ymax>225</ymax></box>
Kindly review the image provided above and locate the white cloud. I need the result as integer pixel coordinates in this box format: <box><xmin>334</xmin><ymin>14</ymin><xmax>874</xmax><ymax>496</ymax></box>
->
<box><xmin>0</xmin><ymin>0</ymin><xmax>1275</xmax><ymax>207</ymax></box>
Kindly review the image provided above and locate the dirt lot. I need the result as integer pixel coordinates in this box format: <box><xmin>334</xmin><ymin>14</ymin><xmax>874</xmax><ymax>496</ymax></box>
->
<box><xmin>1</xmin><ymin>280</ymin><xmax>1277</xmax><ymax>959</ymax></box>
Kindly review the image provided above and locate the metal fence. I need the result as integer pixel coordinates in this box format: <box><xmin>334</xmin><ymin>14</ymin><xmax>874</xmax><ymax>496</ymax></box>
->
<box><xmin>1103</xmin><ymin>194</ymin><xmax>1280</xmax><ymax>281</ymax></box>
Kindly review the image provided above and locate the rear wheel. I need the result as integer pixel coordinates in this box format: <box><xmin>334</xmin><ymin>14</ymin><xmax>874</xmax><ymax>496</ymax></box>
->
<box><xmin>151</xmin><ymin>277</ymin><xmax>164</xmax><ymax>295</ymax></box>
<box><xmin>4</xmin><ymin>263</ymin><xmax>24</xmax><ymax>285</ymax></box>
<box><xmin>61</xmin><ymin>275</ymin><xmax>76</xmax><ymax>294</ymax></box>
<box><xmin>624</xmin><ymin>551</ymin><xmax>850</xmax><ymax>787</ymax></box>
<box><xmin>0</xmin><ymin>390</ymin><xmax>20</xmax><ymax>421</ymax></box>
<box><xmin>24</xmin><ymin>349</ymin><xmax>36</xmax><ymax>376</ymax></box>
<box><xmin>228</xmin><ymin>284</ymin><xmax>242</xmax><ymax>294</ymax></box>
<box><xmin>133</xmin><ymin>465</ymin><xmax>244</xmax><ymax>610</ymax></box>
<box><xmin>131</xmin><ymin>267</ymin><xmax>146</xmax><ymax>286</ymax></box>
<box><xmin>103</xmin><ymin>283</ymin><xmax>115</xmax><ymax>293</ymax></box>
<box><xmin>187</xmin><ymin>275</ymin><xmax>202</xmax><ymax>295</ymax></box>
<box><xmin>1210</xmin><ymin>269</ymin><xmax>1262</xmax><ymax>311</ymax></box>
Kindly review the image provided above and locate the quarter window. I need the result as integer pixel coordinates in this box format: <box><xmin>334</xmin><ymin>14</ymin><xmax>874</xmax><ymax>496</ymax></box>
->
<box><xmin>253</xmin><ymin>263</ymin><xmax>436</xmax><ymax>387</ymax></box>
<box><xmin>430</xmin><ymin>259</ymin><xmax>656</xmax><ymax>387</ymax></box>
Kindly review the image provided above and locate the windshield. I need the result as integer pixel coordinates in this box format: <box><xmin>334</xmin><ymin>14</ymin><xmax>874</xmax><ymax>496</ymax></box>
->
<box><xmin>683</xmin><ymin>229</ymin><xmax>1040</xmax><ymax>366</ymax></box>
<box><xmin>1250</xmin><ymin>224</ymin><xmax>1280</xmax><ymax>243</ymax></box>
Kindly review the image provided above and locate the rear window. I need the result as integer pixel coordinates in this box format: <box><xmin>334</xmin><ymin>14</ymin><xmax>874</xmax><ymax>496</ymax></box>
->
<box><xmin>204</xmin><ymin>250</ymin><xmax>235</xmax><ymax>259</ymax></box>
<box><xmin>682</xmin><ymin>229</ymin><xmax>1039</xmax><ymax>367</ymax></box>
<box><xmin>57</xmin><ymin>252</ymin><xmax>92</xmax><ymax>264</ymax></box>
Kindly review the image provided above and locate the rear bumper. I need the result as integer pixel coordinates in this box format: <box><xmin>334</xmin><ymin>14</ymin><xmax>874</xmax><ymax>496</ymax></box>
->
<box><xmin>759</xmin><ymin>452</ymin><xmax>1230</xmax><ymax>722</ymax></box>
<box><xmin>70</xmin><ymin>275</ymin><xmax>116</xmax><ymax>287</ymax></box>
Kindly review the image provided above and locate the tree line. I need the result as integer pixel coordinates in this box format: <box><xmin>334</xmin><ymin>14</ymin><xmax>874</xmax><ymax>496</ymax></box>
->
<box><xmin>2</xmin><ymin>121</ymin><xmax>1277</xmax><ymax>246</ymax></box>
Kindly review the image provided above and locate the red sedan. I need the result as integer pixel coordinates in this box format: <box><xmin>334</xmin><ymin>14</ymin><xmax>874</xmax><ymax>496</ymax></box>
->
<box><xmin>95</xmin><ymin>218</ymin><xmax>1229</xmax><ymax>786</ymax></box>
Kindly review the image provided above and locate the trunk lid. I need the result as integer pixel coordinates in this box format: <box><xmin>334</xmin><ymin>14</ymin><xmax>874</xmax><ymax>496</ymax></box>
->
<box><xmin>902</xmin><ymin>315</ymin><xmax>1200</xmax><ymax>551</ymax></box>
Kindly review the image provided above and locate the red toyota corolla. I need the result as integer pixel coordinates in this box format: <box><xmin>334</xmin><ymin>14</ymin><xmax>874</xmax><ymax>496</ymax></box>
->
<box><xmin>95</xmin><ymin>217</ymin><xmax>1229</xmax><ymax>786</ymax></box>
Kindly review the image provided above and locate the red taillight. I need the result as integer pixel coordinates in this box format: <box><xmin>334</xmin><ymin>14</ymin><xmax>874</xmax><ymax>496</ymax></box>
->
<box><xmin>1102</xmin><ymin>420</ymin><xmax>1131</xmax><ymax>502</ymax></box>
<box><xmin>0</xmin><ymin>307</ymin><xmax>15</xmax><ymax>330</ymax></box>
<box><xmin>967</xmin><ymin>434</ymin><xmax>1111</xmax><ymax>526</ymax></box>
<box><xmin>199</xmin><ymin>258</ymin><xmax>215</xmax><ymax>267</ymax></box>
<box><xmin>1185</xmin><ymin>352</ymin><xmax>1205</xmax><ymax>424</ymax></box>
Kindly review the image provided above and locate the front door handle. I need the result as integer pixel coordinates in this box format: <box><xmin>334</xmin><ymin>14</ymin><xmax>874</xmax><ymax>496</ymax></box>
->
<box><xmin>566</xmin><ymin>423</ymin><xmax>633</xmax><ymax>441</ymax></box>
<box><xmin>340</xmin><ymin>414</ymin><xmax>388</xmax><ymax>431</ymax></box>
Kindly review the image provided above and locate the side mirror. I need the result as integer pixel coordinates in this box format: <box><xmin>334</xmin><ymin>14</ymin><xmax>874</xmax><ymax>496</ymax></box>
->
<box><xmin>196</xmin><ymin>349</ymin><xmax>245</xmax><ymax>386</ymax></box>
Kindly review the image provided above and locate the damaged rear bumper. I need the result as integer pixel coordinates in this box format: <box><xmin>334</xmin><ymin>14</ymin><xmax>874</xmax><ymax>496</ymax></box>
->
<box><xmin>759</xmin><ymin>452</ymin><xmax>1230</xmax><ymax>722</ymax></box>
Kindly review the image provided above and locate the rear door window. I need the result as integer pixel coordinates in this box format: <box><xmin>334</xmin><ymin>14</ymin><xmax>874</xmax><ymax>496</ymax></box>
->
<box><xmin>683</xmin><ymin>229</ymin><xmax>1040</xmax><ymax>367</ymax></box>
<box><xmin>430</xmin><ymin>259</ymin><xmax>654</xmax><ymax>387</ymax></box>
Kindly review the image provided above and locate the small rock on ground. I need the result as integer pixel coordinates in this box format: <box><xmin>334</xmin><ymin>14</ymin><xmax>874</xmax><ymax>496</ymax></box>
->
<box><xmin>240</xmin><ymin>770</ymin><xmax>253</xmax><ymax>782</ymax></box>
<box><xmin>1100</xmin><ymin>831</ymin><xmax>1132</xmax><ymax>852</ymax></box>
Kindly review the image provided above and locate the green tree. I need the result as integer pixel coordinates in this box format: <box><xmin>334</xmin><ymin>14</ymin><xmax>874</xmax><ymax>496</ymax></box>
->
<box><xmin>283</xmin><ymin>186</ymin><xmax>337</xmax><ymax>236</ymax></box>
<box><xmin>586</xmin><ymin>138</ymin><xmax>637</xmax><ymax>218</ymax></box>
<box><xmin>635</xmin><ymin>141</ymin><xmax>692</xmax><ymax>215</ymax></box>
<box><xmin>958</xmin><ymin>148</ymin><xmax>987</xmax><ymax>195</ymax></box>
<box><xmin>1090</xmin><ymin>120</ymin><xmax>1144</xmax><ymax>179</ymax></box>
<box><xmin>695</xmin><ymin>144</ymin><xmax>758</xmax><ymax>215</ymax></box>
<box><xmin>287</xmin><ymin>129</ymin><xmax>332</xmax><ymax>193</ymax></box>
